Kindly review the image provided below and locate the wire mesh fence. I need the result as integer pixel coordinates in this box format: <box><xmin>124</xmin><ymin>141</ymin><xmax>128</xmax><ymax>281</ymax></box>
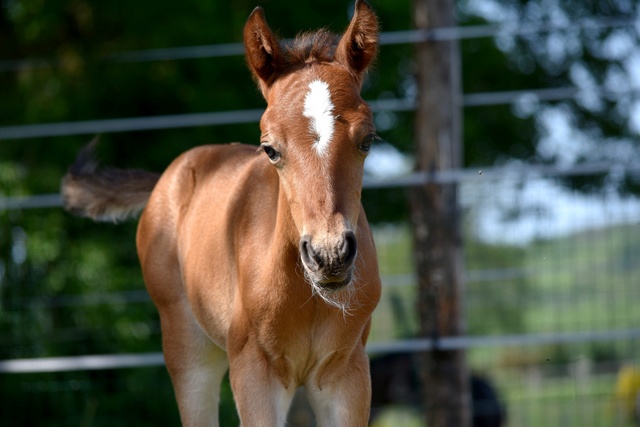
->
<box><xmin>1</xmin><ymin>163</ymin><xmax>639</xmax><ymax>426</ymax></box>
<box><xmin>366</xmin><ymin>169</ymin><xmax>640</xmax><ymax>427</ymax></box>
<box><xmin>2</xmin><ymin>4</ymin><xmax>640</xmax><ymax>424</ymax></box>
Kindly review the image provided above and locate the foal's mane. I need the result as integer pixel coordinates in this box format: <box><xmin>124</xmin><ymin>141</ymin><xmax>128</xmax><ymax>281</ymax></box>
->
<box><xmin>282</xmin><ymin>29</ymin><xmax>341</xmax><ymax>67</ymax></box>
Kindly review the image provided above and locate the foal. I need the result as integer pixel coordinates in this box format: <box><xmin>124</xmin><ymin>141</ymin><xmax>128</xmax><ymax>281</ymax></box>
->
<box><xmin>62</xmin><ymin>1</ymin><xmax>381</xmax><ymax>425</ymax></box>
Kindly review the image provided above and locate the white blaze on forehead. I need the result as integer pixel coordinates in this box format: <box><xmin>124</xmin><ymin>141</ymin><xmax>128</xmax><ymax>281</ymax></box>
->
<box><xmin>303</xmin><ymin>79</ymin><xmax>335</xmax><ymax>157</ymax></box>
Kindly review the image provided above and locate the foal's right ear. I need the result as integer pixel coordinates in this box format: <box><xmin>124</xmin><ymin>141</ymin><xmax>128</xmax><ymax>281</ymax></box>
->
<box><xmin>244</xmin><ymin>7</ymin><xmax>281</xmax><ymax>96</ymax></box>
<box><xmin>335</xmin><ymin>0</ymin><xmax>379</xmax><ymax>87</ymax></box>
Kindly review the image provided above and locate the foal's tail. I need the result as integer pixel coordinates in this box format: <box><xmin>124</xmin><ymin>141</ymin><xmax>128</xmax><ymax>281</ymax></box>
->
<box><xmin>61</xmin><ymin>140</ymin><xmax>161</xmax><ymax>223</ymax></box>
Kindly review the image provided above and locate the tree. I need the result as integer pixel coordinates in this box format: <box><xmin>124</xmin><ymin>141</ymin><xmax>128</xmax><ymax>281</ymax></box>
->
<box><xmin>459</xmin><ymin>0</ymin><xmax>640</xmax><ymax>192</ymax></box>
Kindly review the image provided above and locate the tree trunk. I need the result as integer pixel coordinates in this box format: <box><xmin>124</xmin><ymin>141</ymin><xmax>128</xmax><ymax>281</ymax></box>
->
<box><xmin>410</xmin><ymin>0</ymin><xmax>471</xmax><ymax>426</ymax></box>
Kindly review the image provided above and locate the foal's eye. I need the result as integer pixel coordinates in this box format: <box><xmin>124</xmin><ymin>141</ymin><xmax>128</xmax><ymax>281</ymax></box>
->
<box><xmin>359</xmin><ymin>133</ymin><xmax>379</xmax><ymax>153</ymax></box>
<box><xmin>262</xmin><ymin>145</ymin><xmax>281</xmax><ymax>162</ymax></box>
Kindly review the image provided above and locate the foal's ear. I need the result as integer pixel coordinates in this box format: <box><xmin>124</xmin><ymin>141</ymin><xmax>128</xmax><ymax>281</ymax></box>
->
<box><xmin>244</xmin><ymin>7</ymin><xmax>281</xmax><ymax>96</ymax></box>
<box><xmin>335</xmin><ymin>0</ymin><xmax>379</xmax><ymax>85</ymax></box>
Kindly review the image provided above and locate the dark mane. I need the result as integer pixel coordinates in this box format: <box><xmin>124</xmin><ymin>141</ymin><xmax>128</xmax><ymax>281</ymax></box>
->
<box><xmin>282</xmin><ymin>29</ymin><xmax>341</xmax><ymax>67</ymax></box>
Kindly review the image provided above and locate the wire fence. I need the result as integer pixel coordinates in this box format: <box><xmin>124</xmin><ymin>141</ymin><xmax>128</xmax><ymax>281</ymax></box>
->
<box><xmin>2</xmin><ymin>11</ymin><xmax>640</xmax><ymax>427</ymax></box>
<box><xmin>0</xmin><ymin>87</ymin><xmax>602</xmax><ymax>140</ymax></box>
<box><xmin>2</xmin><ymin>163</ymin><xmax>639</xmax><ymax>427</ymax></box>
<box><xmin>1</xmin><ymin>15</ymin><xmax>634</xmax><ymax>71</ymax></box>
<box><xmin>1</xmin><ymin>13</ymin><xmax>637</xmax><ymax>141</ymax></box>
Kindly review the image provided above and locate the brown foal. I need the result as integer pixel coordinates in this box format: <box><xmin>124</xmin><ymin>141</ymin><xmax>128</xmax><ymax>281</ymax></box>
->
<box><xmin>62</xmin><ymin>1</ymin><xmax>382</xmax><ymax>425</ymax></box>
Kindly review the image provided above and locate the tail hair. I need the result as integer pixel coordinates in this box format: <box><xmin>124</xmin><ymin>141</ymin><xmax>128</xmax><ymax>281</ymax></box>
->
<box><xmin>61</xmin><ymin>139</ymin><xmax>161</xmax><ymax>223</ymax></box>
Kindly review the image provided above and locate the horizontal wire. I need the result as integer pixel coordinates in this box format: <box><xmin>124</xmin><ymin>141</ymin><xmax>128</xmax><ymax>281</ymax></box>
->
<box><xmin>362</xmin><ymin>160</ymin><xmax>640</xmax><ymax>189</ymax></box>
<box><xmin>0</xmin><ymin>193</ymin><xmax>62</xmax><ymax>210</ymax></box>
<box><xmin>0</xmin><ymin>86</ymin><xmax>592</xmax><ymax>140</ymax></box>
<box><xmin>1</xmin><ymin>268</ymin><xmax>531</xmax><ymax>310</ymax></box>
<box><xmin>4</xmin><ymin>83</ymin><xmax>633</xmax><ymax>140</ymax></box>
<box><xmin>0</xmin><ymin>353</ymin><xmax>165</xmax><ymax>373</ymax></box>
<box><xmin>2</xmin><ymin>328</ymin><xmax>638</xmax><ymax>373</ymax></box>
<box><xmin>0</xmin><ymin>15</ymin><xmax>635</xmax><ymax>72</ymax></box>
<box><xmin>0</xmin><ymin>109</ymin><xmax>265</xmax><ymax>140</ymax></box>
<box><xmin>366</xmin><ymin>328</ymin><xmax>640</xmax><ymax>354</ymax></box>
<box><xmin>2</xmin><ymin>161</ymin><xmax>638</xmax><ymax>211</ymax></box>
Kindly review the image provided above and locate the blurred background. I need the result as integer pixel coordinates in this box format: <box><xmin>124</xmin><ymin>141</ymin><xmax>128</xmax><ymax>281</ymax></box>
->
<box><xmin>1</xmin><ymin>0</ymin><xmax>640</xmax><ymax>425</ymax></box>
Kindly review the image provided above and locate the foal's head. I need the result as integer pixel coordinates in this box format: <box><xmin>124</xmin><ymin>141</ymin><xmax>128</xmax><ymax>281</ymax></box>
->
<box><xmin>244</xmin><ymin>0</ymin><xmax>378</xmax><ymax>302</ymax></box>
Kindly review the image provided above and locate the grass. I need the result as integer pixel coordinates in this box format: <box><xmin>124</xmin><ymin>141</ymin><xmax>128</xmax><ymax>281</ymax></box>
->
<box><xmin>367</xmin><ymin>221</ymin><xmax>640</xmax><ymax>427</ymax></box>
<box><xmin>370</xmin><ymin>222</ymin><xmax>640</xmax><ymax>339</ymax></box>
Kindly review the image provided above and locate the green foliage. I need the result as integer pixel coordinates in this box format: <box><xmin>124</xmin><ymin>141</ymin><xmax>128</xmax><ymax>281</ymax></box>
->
<box><xmin>1</xmin><ymin>368</ymin><xmax>182</xmax><ymax>427</ymax></box>
<box><xmin>460</xmin><ymin>0</ymin><xmax>640</xmax><ymax>193</ymax></box>
<box><xmin>458</xmin><ymin>17</ymin><xmax>542</xmax><ymax>166</ymax></box>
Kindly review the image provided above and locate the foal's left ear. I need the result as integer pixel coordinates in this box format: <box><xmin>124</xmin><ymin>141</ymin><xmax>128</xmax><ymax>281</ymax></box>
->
<box><xmin>244</xmin><ymin>6</ymin><xmax>282</xmax><ymax>96</ymax></box>
<box><xmin>335</xmin><ymin>0</ymin><xmax>379</xmax><ymax>86</ymax></box>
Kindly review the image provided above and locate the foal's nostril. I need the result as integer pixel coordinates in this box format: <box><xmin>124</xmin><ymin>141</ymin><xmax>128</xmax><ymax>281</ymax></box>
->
<box><xmin>340</xmin><ymin>231</ymin><xmax>357</xmax><ymax>265</ymax></box>
<box><xmin>300</xmin><ymin>235</ymin><xmax>322</xmax><ymax>269</ymax></box>
<box><xmin>301</xmin><ymin>232</ymin><xmax>356</xmax><ymax>275</ymax></box>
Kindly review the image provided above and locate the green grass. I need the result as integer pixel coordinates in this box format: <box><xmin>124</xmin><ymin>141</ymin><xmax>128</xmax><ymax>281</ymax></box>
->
<box><xmin>369</xmin><ymin>225</ymin><xmax>418</xmax><ymax>342</ymax></box>
<box><xmin>368</xmin><ymin>221</ymin><xmax>640</xmax><ymax>427</ymax></box>
<box><xmin>372</xmin><ymin>224</ymin><xmax>414</xmax><ymax>276</ymax></box>
<box><xmin>370</xmin><ymin>222</ymin><xmax>640</xmax><ymax>339</ymax></box>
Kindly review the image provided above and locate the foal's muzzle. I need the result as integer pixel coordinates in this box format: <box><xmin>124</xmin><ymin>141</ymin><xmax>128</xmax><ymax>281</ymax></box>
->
<box><xmin>299</xmin><ymin>231</ymin><xmax>357</xmax><ymax>290</ymax></box>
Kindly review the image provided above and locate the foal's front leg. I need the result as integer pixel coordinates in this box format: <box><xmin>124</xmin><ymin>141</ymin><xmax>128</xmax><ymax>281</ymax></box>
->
<box><xmin>306</xmin><ymin>345</ymin><xmax>372</xmax><ymax>427</ymax></box>
<box><xmin>228</xmin><ymin>338</ymin><xmax>296</xmax><ymax>427</ymax></box>
<box><xmin>158</xmin><ymin>302</ymin><xmax>230</xmax><ymax>427</ymax></box>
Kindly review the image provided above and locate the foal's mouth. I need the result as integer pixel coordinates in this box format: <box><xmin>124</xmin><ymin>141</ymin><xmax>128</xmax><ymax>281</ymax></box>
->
<box><xmin>301</xmin><ymin>263</ymin><xmax>354</xmax><ymax>293</ymax></box>
<box><xmin>315</xmin><ymin>271</ymin><xmax>353</xmax><ymax>292</ymax></box>
<box><xmin>301</xmin><ymin>264</ymin><xmax>356</xmax><ymax>312</ymax></box>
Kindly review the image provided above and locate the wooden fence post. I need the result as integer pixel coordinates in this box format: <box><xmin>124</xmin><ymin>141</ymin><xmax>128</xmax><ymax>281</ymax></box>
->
<box><xmin>410</xmin><ymin>0</ymin><xmax>471</xmax><ymax>426</ymax></box>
